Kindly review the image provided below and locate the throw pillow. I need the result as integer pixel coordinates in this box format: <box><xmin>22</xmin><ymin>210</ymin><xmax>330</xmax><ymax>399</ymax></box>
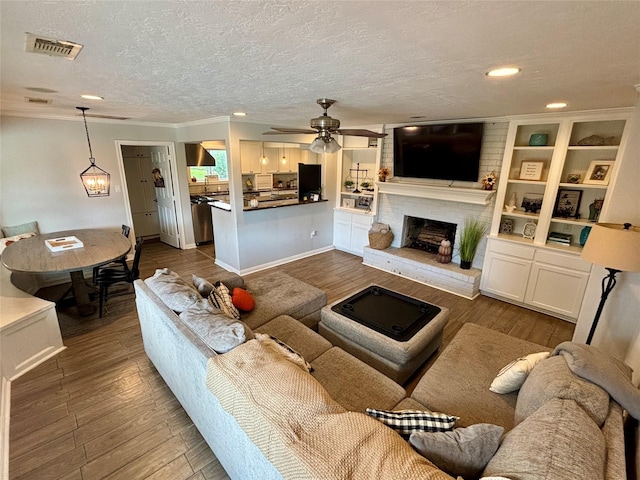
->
<box><xmin>489</xmin><ymin>351</ymin><xmax>550</xmax><ymax>394</ymax></box>
<box><xmin>254</xmin><ymin>332</ymin><xmax>313</xmax><ymax>372</ymax></box>
<box><xmin>409</xmin><ymin>423</ymin><xmax>504</xmax><ymax>478</ymax></box>
<box><xmin>232</xmin><ymin>287</ymin><xmax>255</xmax><ymax>312</ymax></box>
<box><xmin>208</xmin><ymin>282</ymin><xmax>240</xmax><ymax>320</ymax></box>
<box><xmin>0</xmin><ymin>232</ymin><xmax>37</xmax><ymax>255</ymax></box>
<box><xmin>179</xmin><ymin>299</ymin><xmax>254</xmax><ymax>353</ymax></box>
<box><xmin>1</xmin><ymin>220</ymin><xmax>40</xmax><ymax>238</ymax></box>
<box><xmin>365</xmin><ymin>408</ymin><xmax>458</xmax><ymax>436</ymax></box>
<box><xmin>192</xmin><ymin>274</ymin><xmax>215</xmax><ymax>297</ymax></box>
<box><xmin>144</xmin><ymin>268</ymin><xmax>202</xmax><ymax>313</ymax></box>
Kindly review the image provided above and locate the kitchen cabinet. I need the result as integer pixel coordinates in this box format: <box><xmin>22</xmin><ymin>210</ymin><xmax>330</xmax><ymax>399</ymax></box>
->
<box><xmin>240</xmin><ymin>141</ymin><xmax>265</xmax><ymax>174</ymax></box>
<box><xmin>481</xmin><ymin>236</ymin><xmax>592</xmax><ymax>321</ymax></box>
<box><xmin>267</xmin><ymin>146</ymin><xmax>300</xmax><ymax>173</ymax></box>
<box><xmin>123</xmin><ymin>147</ymin><xmax>160</xmax><ymax>237</ymax></box>
<box><xmin>333</xmin><ymin>209</ymin><xmax>373</xmax><ymax>256</ymax></box>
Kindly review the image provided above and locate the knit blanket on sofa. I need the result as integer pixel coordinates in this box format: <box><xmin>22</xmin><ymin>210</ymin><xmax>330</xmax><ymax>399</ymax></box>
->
<box><xmin>552</xmin><ymin>342</ymin><xmax>640</xmax><ymax>419</ymax></box>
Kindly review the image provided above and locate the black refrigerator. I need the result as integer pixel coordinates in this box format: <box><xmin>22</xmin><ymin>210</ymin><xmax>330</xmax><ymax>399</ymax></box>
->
<box><xmin>298</xmin><ymin>164</ymin><xmax>322</xmax><ymax>201</ymax></box>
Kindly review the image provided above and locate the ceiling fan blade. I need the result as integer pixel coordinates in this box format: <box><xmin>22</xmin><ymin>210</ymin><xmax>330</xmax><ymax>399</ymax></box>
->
<box><xmin>264</xmin><ymin>127</ymin><xmax>317</xmax><ymax>134</ymax></box>
<box><xmin>336</xmin><ymin>129</ymin><xmax>388</xmax><ymax>138</ymax></box>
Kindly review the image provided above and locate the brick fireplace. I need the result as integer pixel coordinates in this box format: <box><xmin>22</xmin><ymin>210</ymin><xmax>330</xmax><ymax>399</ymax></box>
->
<box><xmin>402</xmin><ymin>216</ymin><xmax>457</xmax><ymax>254</ymax></box>
<box><xmin>362</xmin><ymin>122</ymin><xmax>508</xmax><ymax>298</ymax></box>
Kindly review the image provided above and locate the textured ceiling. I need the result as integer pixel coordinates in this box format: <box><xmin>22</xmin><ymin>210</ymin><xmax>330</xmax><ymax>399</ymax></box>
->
<box><xmin>1</xmin><ymin>1</ymin><xmax>639</xmax><ymax>128</ymax></box>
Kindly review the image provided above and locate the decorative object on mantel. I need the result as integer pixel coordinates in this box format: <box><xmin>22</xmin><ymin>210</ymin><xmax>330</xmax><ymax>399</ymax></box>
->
<box><xmin>458</xmin><ymin>218</ymin><xmax>488</xmax><ymax>269</ymax></box>
<box><xmin>378</xmin><ymin>167</ymin><xmax>390</xmax><ymax>182</ymax></box>
<box><xmin>368</xmin><ymin>222</ymin><xmax>393</xmax><ymax>250</ymax></box>
<box><xmin>77</xmin><ymin>107</ymin><xmax>110</xmax><ymax>197</ymax></box>
<box><xmin>436</xmin><ymin>239</ymin><xmax>452</xmax><ymax>264</ymax></box>
<box><xmin>580</xmin><ymin>223</ymin><xmax>640</xmax><ymax>344</ymax></box>
<box><xmin>482</xmin><ymin>171</ymin><xmax>497</xmax><ymax>190</ymax></box>
<box><xmin>576</xmin><ymin>135</ymin><xmax>617</xmax><ymax>146</ymax></box>
<box><xmin>589</xmin><ymin>198</ymin><xmax>604</xmax><ymax>222</ymax></box>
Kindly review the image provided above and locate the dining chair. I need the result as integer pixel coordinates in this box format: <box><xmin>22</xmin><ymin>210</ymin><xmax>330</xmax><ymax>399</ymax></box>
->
<box><xmin>92</xmin><ymin>225</ymin><xmax>131</xmax><ymax>284</ymax></box>
<box><xmin>95</xmin><ymin>237</ymin><xmax>143</xmax><ymax>318</ymax></box>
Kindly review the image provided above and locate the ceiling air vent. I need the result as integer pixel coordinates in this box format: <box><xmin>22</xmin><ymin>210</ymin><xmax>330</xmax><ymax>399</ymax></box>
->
<box><xmin>25</xmin><ymin>33</ymin><xmax>83</xmax><ymax>60</ymax></box>
<box><xmin>24</xmin><ymin>96</ymin><xmax>52</xmax><ymax>105</ymax></box>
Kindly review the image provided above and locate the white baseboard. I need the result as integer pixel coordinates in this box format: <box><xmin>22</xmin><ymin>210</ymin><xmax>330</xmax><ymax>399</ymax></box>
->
<box><xmin>237</xmin><ymin>246</ymin><xmax>335</xmax><ymax>276</ymax></box>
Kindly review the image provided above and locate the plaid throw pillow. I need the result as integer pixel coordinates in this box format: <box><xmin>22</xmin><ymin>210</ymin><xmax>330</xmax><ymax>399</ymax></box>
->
<box><xmin>365</xmin><ymin>408</ymin><xmax>458</xmax><ymax>435</ymax></box>
<box><xmin>208</xmin><ymin>282</ymin><xmax>240</xmax><ymax>320</ymax></box>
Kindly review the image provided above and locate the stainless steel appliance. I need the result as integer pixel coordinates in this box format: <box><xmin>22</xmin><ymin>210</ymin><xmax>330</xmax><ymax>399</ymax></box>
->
<box><xmin>190</xmin><ymin>195</ymin><xmax>214</xmax><ymax>245</ymax></box>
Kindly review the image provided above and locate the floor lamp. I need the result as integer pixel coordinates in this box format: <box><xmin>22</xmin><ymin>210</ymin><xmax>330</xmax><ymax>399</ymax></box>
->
<box><xmin>581</xmin><ymin>223</ymin><xmax>640</xmax><ymax>345</ymax></box>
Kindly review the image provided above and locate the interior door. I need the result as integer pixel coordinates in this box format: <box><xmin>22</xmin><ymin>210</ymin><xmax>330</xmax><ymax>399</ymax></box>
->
<box><xmin>151</xmin><ymin>146</ymin><xmax>180</xmax><ymax>248</ymax></box>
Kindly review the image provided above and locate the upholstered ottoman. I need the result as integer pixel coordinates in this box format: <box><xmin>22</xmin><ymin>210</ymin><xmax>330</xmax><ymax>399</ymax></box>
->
<box><xmin>318</xmin><ymin>287</ymin><xmax>448</xmax><ymax>384</ymax></box>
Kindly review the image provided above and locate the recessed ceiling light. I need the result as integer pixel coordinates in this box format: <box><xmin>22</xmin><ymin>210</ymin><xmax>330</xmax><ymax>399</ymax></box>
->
<box><xmin>81</xmin><ymin>94</ymin><xmax>104</xmax><ymax>100</ymax></box>
<box><xmin>546</xmin><ymin>102</ymin><xmax>568</xmax><ymax>109</ymax></box>
<box><xmin>233</xmin><ymin>111</ymin><xmax>247</xmax><ymax>117</ymax></box>
<box><xmin>486</xmin><ymin>67</ymin><xmax>521</xmax><ymax>77</ymax></box>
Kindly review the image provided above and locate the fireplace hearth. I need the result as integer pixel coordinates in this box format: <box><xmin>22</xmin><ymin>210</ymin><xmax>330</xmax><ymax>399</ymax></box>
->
<box><xmin>402</xmin><ymin>216</ymin><xmax>457</xmax><ymax>254</ymax></box>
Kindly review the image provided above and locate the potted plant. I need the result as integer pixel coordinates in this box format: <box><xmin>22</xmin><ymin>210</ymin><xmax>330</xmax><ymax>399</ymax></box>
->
<box><xmin>360</xmin><ymin>181</ymin><xmax>371</xmax><ymax>190</ymax></box>
<box><xmin>458</xmin><ymin>218</ymin><xmax>488</xmax><ymax>269</ymax></box>
<box><xmin>344</xmin><ymin>179</ymin><xmax>355</xmax><ymax>191</ymax></box>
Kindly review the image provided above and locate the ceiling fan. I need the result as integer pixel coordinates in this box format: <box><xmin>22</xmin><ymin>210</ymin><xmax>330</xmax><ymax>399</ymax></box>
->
<box><xmin>263</xmin><ymin>98</ymin><xmax>387</xmax><ymax>154</ymax></box>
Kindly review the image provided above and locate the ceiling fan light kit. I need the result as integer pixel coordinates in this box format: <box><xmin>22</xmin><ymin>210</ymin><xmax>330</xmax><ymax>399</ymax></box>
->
<box><xmin>265</xmin><ymin>98</ymin><xmax>387</xmax><ymax>154</ymax></box>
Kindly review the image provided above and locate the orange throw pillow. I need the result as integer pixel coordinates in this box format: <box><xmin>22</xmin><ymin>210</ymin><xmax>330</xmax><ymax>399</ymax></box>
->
<box><xmin>232</xmin><ymin>288</ymin><xmax>255</xmax><ymax>312</ymax></box>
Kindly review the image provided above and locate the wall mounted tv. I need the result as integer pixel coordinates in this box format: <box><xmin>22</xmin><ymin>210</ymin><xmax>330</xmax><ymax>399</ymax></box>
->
<box><xmin>393</xmin><ymin>123</ymin><xmax>484</xmax><ymax>182</ymax></box>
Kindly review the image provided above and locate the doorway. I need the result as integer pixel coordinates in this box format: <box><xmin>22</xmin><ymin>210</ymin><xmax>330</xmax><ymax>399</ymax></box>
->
<box><xmin>116</xmin><ymin>141</ymin><xmax>183</xmax><ymax>249</ymax></box>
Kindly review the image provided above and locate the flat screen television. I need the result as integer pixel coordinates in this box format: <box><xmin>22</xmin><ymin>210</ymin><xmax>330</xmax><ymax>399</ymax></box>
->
<box><xmin>393</xmin><ymin>123</ymin><xmax>484</xmax><ymax>182</ymax></box>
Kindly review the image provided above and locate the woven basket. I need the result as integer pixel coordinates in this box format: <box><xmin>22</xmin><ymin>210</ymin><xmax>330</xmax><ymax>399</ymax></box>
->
<box><xmin>368</xmin><ymin>230</ymin><xmax>394</xmax><ymax>250</ymax></box>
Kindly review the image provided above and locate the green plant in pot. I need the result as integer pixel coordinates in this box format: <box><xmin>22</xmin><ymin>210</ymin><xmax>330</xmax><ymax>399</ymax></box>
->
<box><xmin>344</xmin><ymin>179</ymin><xmax>355</xmax><ymax>190</ymax></box>
<box><xmin>458</xmin><ymin>218</ymin><xmax>488</xmax><ymax>269</ymax></box>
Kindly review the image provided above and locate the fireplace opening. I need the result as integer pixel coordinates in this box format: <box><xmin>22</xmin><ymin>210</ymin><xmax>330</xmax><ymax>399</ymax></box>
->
<box><xmin>402</xmin><ymin>216</ymin><xmax>457</xmax><ymax>254</ymax></box>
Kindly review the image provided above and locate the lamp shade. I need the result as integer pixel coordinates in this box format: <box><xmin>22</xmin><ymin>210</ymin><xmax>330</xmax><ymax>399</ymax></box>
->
<box><xmin>581</xmin><ymin>223</ymin><xmax>640</xmax><ymax>272</ymax></box>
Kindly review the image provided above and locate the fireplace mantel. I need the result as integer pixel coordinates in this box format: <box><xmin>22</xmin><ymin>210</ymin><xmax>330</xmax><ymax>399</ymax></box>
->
<box><xmin>376</xmin><ymin>181</ymin><xmax>496</xmax><ymax>205</ymax></box>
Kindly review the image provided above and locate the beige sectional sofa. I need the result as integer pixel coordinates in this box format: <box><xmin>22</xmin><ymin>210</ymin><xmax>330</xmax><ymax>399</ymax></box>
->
<box><xmin>135</xmin><ymin>269</ymin><xmax>634</xmax><ymax>479</ymax></box>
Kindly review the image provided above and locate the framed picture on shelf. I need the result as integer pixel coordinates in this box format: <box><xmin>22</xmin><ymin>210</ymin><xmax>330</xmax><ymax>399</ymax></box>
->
<box><xmin>342</xmin><ymin>198</ymin><xmax>356</xmax><ymax>209</ymax></box>
<box><xmin>583</xmin><ymin>160</ymin><xmax>614</xmax><ymax>185</ymax></box>
<box><xmin>519</xmin><ymin>161</ymin><xmax>545</xmax><ymax>181</ymax></box>
<box><xmin>554</xmin><ymin>189</ymin><xmax>582</xmax><ymax>218</ymax></box>
<box><xmin>357</xmin><ymin>196</ymin><xmax>372</xmax><ymax>209</ymax></box>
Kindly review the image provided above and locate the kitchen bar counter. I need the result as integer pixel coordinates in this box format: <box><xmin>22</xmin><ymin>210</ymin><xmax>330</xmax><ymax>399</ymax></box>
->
<box><xmin>243</xmin><ymin>199</ymin><xmax>328</xmax><ymax>211</ymax></box>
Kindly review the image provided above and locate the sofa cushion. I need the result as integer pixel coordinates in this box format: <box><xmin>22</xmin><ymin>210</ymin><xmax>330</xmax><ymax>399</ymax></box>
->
<box><xmin>483</xmin><ymin>398</ymin><xmax>606</xmax><ymax>480</ymax></box>
<box><xmin>365</xmin><ymin>408</ymin><xmax>457</xmax><ymax>435</ymax></box>
<box><xmin>144</xmin><ymin>268</ymin><xmax>201</xmax><ymax>313</ymax></box>
<box><xmin>254</xmin><ymin>332</ymin><xmax>312</xmax><ymax>372</ymax></box>
<box><xmin>489</xmin><ymin>351</ymin><xmax>550</xmax><ymax>394</ymax></box>
<box><xmin>179</xmin><ymin>298</ymin><xmax>253</xmax><ymax>353</ymax></box>
<box><xmin>206</xmin><ymin>340</ymin><xmax>454</xmax><ymax>480</ymax></box>
<box><xmin>311</xmin><ymin>347</ymin><xmax>406</xmax><ymax>412</ymax></box>
<box><xmin>241</xmin><ymin>271</ymin><xmax>326</xmax><ymax>329</ymax></box>
<box><xmin>256</xmin><ymin>315</ymin><xmax>331</xmax><ymax>362</ymax></box>
<box><xmin>1</xmin><ymin>220</ymin><xmax>39</xmax><ymax>237</ymax></box>
<box><xmin>192</xmin><ymin>272</ymin><xmax>246</xmax><ymax>296</ymax></box>
<box><xmin>410</xmin><ymin>423</ymin><xmax>504</xmax><ymax>479</ymax></box>
<box><xmin>515</xmin><ymin>355</ymin><xmax>610</xmax><ymax>426</ymax></box>
<box><xmin>411</xmin><ymin>323</ymin><xmax>549</xmax><ymax>430</ymax></box>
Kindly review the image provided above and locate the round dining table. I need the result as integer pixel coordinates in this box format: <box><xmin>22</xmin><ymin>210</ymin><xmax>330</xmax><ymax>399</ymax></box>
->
<box><xmin>2</xmin><ymin>228</ymin><xmax>132</xmax><ymax>315</ymax></box>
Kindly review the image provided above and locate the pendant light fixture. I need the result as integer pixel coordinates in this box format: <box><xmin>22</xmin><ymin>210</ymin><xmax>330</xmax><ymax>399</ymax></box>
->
<box><xmin>259</xmin><ymin>143</ymin><xmax>269</xmax><ymax>165</ymax></box>
<box><xmin>281</xmin><ymin>143</ymin><xmax>287</xmax><ymax>165</ymax></box>
<box><xmin>78</xmin><ymin>106</ymin><xmax>110</xmax><ymax>197</ymax></box>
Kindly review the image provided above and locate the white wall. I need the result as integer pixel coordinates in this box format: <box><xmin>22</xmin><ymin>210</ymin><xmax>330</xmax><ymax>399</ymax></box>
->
<box><xmin>376</xmin><ymin>122</ymin><xmax>509</xmax><ymax>268</ymax></box>
<box><xmin>573</xmin><ymin>102</ymin><xmax>640</xmax><ymax>384</ymax></box>
<box><xmin>0</xmin><ymin>115</ymin><xmax>176</xmax><ymax>234</ymax></box>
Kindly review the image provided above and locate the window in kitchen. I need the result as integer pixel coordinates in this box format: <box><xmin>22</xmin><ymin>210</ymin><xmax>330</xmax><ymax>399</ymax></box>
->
<box><xmin>188</xmin><ymin>150</ymin><xmax>229</xmax><ymax>181</ymax></box>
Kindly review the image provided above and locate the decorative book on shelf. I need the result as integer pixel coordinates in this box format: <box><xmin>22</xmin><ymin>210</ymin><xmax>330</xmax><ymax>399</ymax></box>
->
<box><xmin>547</xmin><ymin>232</ymin><xmax>572</xmax><ymax>245</ymax></box>
<box><xmin>45</xmin><ymin>236</ymin><xmax>84</xmax><ymax>252</ymax></box>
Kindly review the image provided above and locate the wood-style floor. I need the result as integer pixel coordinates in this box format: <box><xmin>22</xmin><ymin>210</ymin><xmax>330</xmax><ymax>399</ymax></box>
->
<box><xmin>9</xmin><ymin>240</ymin><xmax>575</xmax><ymax>479</ymax></box>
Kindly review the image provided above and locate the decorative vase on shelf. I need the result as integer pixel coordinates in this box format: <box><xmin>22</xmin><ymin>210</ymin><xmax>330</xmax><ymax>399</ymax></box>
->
<box><xmin>460</xmin><ymin>260</ymin><xmax>472</xmax><ymax>270</ymax></box>
<box><xmin>580</xmin><ymin>226</ymin><xmax>592</xmax><ymax>247</ymax></box>
<box><xmin>507</xmin><ymin>192</ymin><xmax>517</xmax><ymax>208</ymax></box>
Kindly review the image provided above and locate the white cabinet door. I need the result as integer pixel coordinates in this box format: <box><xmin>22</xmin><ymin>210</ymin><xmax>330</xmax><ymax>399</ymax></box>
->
<box><xmin>481</xmin><ymin>250</ymin><xmax>532</xmax><ymax>302</ymax></box>
<box><xmin>350</xmin><ymin>222</ymin><xmax>371</xmax><ymax>256</ymax></box>
<box><xmin>240</xmin><ymin>141</ymin><xmax>263</xmax><ymax>174</ymax></box>
<box><xmin>525</xmin><ymin>263</ymin><xmax>589</xmax><ymax>319</ymax></box>
<box><xmin>333</xmin><ymin>218</ymin><xmax>352</xmax><ymax>251</ymax></box>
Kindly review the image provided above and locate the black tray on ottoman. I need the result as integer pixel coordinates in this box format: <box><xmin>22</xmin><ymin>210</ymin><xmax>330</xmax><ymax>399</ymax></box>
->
<box><xmin>331</xmin><ymin>285</ymin><xmax>441</xmax><ymax>342</ymax></box>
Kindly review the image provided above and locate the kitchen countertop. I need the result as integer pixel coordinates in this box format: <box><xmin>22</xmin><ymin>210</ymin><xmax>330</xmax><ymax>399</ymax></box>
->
<box><xmin>243</xmin><ymin>199</ymin><xmax>328</xmax><ymax>211</ymax></box>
